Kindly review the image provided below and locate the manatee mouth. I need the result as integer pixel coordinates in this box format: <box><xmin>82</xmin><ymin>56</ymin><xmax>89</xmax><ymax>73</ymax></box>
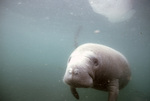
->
<box><xmin>64</xmin><ymin>76</ymin><xmax>93</xmax><ymax>88</ymax></box>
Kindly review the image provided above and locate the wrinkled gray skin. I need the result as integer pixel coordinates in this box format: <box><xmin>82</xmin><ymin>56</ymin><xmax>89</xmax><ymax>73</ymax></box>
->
<box><xmin>63</xmin><ymin>43</ymin><xmax>131</xmax><ymax>101</ymax></box>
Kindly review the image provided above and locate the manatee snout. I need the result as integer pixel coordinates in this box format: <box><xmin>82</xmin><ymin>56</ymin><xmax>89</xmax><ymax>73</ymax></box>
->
<box><xmin>63</xmin><ymin>65</ymin><xmax>93</xmax><ymax>88</ymax></box>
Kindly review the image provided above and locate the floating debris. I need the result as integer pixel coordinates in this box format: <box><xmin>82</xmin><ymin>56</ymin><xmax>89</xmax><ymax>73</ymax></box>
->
<box><xmin>74</xmin><ymin>26</ymin><xmax>83</xmax><ymax>48</ymax></box>
<box><xmin>94</xmin><ymin>30</ymin><xmax>100</xmax><ymax>34</ymax></box>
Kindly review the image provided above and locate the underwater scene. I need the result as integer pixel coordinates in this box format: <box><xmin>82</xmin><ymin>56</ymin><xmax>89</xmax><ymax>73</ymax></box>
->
<box><xmin>0</xmin><ymin>0</ymin><xmax>150</xmax><ymax>101</ymax></box>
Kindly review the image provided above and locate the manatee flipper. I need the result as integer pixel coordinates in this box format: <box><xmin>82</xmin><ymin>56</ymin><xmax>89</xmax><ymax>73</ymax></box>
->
<box><xmin>70</xmin><ymin>86</ymin><xmax>79</xmax><ymax>99</ymax></box>
<box><xmin>108</xmin><ymin>79</ymin><xmax>119</xmax><ymax>101</ymax></box>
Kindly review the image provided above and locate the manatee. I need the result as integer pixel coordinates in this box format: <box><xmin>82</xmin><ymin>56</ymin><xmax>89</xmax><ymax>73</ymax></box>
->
<box><xmin>63</xmin><ymin>43</ymin><xmax>131</xmax><ymax>101</ymax></box>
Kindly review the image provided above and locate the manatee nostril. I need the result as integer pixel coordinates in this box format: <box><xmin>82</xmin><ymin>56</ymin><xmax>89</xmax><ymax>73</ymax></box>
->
<box><xmin>74</xmin><ymin>69</ymin><xmax>79</xmax><ymax>75</ymax></box>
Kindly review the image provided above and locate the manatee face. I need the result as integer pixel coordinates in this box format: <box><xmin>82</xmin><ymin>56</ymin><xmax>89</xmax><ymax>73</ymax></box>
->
<box><xmin>63</xmin><ymin>52</ymin><xmax>98</xmax><ymax>88</ymax></box>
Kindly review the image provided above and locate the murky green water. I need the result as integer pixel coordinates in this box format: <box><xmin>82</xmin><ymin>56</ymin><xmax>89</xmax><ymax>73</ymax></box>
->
<box><xmin>0</xmin><ymin>0</ymin><xmax>150</xmax><ymax>101</ymax></box>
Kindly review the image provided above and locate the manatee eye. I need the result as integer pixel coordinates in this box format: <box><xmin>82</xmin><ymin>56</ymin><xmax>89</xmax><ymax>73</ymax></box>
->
<box><xmin>93</xmin><ymin>58</ymin><xmax>98</xmax><ymax>66</ymax></box>
<box><xmin>68</xmin><ymin>57</ymin><xmax>71</xmax><ymax>63</ymax></box>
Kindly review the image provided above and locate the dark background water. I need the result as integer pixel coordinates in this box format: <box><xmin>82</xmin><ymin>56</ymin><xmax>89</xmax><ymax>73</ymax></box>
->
<box><xmin>0</xmin><ymin>0</ymin><xmax>150</xmax><ymax>101</ymax></box>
